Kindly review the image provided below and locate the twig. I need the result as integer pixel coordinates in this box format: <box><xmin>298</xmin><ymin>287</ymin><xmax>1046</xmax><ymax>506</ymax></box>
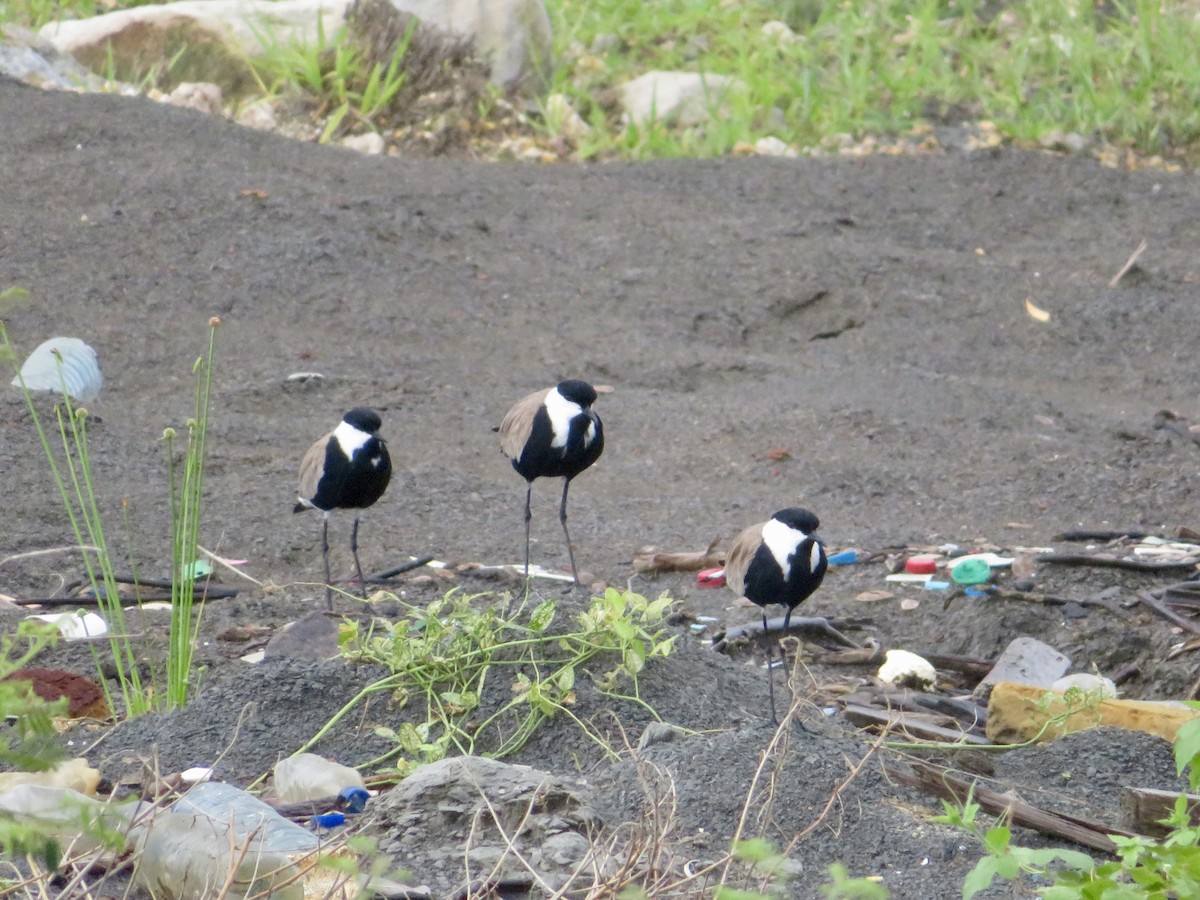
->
<box><xmin>0</xmin><ymin>544</ymin><xmax>102</xmax><ymax>567</ymax></box>
<box><xmin>889</xmin><ymin>760</ymin><xmax>1140</xmax><ymax>853</ymax></box>
<box><xmin>198</xmin><ymin>544</ymin><xmax>264</xmax><ymax>587</ymax></box>
<box><xmin>1138</xmin><ymin>589</ymin><xmax>1200</xmax><ymax>635</ymax></box>
<box><xmin>369</xmin><ymin>556</ymin><xmax>436</xmax><ymax>580</ymax></box>
<box><xmin>1040</xmin><ymin>552</ymin><xmax>1198</xmax><ymax>572</ymax></box>
<box><xmin>1109</xmin><ymin>238</ymin><xmax>1147</xmax><ymax>287</ymax></box>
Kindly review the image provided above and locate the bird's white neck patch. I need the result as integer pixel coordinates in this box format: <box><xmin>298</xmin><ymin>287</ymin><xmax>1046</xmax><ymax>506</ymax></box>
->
<box><xmin>761</xmin><ymin>517</ymin><xmax>806</xmax><ymax>580</ymax></box>
<box><xmin>544</xmin><ymin>387</ymin><xmax>583</xmax><ymax>449</ymax></box>
<box><xmin>333</xmin><ymin>419</ymin><xmax>372</xmax><ymax>459</ymax></box>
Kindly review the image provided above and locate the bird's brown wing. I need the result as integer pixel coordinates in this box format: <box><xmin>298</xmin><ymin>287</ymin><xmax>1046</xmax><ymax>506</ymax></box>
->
<box><xmin>497</xmin><ymin>388</ymin><xmax>549</xmax><ymax>460</ymax></box>
<box><xmin>723</xmin><ymin>521</ymin><xmax>766</xmax><ymax>598</ymax></box>
<box><xmin>295</xmin><ymin>431</ymin><xmax>331</xmax><ymax>507</ymax></box>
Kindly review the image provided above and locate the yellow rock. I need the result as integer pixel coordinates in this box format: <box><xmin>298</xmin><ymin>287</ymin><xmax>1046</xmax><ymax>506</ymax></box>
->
<box><xmin>986</xmin><ymin>681</ymin><xmax>1200</xmax><ymax>745</ymax></box>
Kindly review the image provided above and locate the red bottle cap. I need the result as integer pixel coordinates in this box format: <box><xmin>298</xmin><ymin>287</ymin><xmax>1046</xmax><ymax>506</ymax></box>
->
<box><xmin>905</xmin><ymin>555</ymin><xmax>938</xmax><ymax>575</ymax></box>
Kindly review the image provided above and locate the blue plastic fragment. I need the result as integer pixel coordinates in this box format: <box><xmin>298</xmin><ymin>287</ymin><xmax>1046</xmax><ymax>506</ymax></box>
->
<box><xmin>923</xmin><ymin>580</ymin><xmax>951</xmax><ymax>591</ymax></box>
<box><xmin>338</xmin><ymin>786</ymin><xmax>370</xmax><ymax>813</ymax></box>
<box><xmin>964</xmin><ymin>587</ymin><xmax>988</xmax><ymax>598</ymax></box>
<box><xmin>311</xmin><ymin>811</ymin><xmax>346</xmax><ymax>829</ymax></box>
<box><xmin>827</xmin><ymin>550</ymin><xmax>859</xmax><ymax>566</ymax></box>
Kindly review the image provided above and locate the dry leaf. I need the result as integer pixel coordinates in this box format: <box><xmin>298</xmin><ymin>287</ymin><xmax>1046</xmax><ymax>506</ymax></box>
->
<box><xmin>1011</xmin><ymin>554</ymin><xmax>1037</xmax><ymax>580</ymax></box>
<box><xmin>900</xmin><ymin>598</ymin><xmax>921</xmax><ymax>611</ymax></box>
<box><xmin>765</xmin><ymin>448</ymin><xmax>791</xmax><ymax>461</ymax></box>
<box><xmin>1024</xmin><ymin>297</ymin><xmax>1051</xmax><ymax>322</ymax></box>
<box><xmin>855</xmin><ymin>589</ymin><xmax>894</xmax><ymax>602</ymax></box>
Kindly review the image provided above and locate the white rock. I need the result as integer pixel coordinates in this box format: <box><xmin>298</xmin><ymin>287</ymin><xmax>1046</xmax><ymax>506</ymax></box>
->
<box><xmin>760</xmin><ymin>20</ymin><xmax>797</xmax><ymax>44</ymax></box>
<box><xmin>39</xmin><ymin>0</ymin><xmax>552</xmax><ymax>93</ymax></box>
<box><xmin>341</xmin><ymin>131</ymin><xmax>385</xmax><ymax>155</ymax></box>
<box><xmin>754</xmin><ymin>135</ymin><xmax>796</xmax><ymax>157</ymax></box>
<box><xmin>236</xmin><ymin>98</ymin><xmax>278</xmax><ymax>130</ymax></box>
<box><xmin>877</xmin><ymin>649</ymin><xmax>937</xmax><ymax>690</ymax></box>
<box><xmin>620</xmin><ymin>70</ymin><xmax>745</xmax><ymax>127</ymax></box>
<box><xmin>399</xmin><ymin>0</ymin><xmax>552</xmax><ymax>92</ymax></box>
<box><xmin>164</xmin><ymin>81</ymin><xmax>223</xmax><ymax>115</ymax></box>
<box><xmin>544</xmin><ymin>92</ymin><xmax>589</xmax><ymax>143</ymax></box>
<box><xmin>1052</xmin><ymin>672</ymin><xmax>1118</xmax><ymax>699</ymax></box>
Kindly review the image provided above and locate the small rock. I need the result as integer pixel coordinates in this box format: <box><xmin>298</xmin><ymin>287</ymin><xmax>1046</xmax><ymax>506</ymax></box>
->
<box><xmin>978</xmin><ymin>636</ymin><xmax>1070</xmax><ymax>696</ymax></box>
<box><xmin>265</xmin><ymin>612</ymin><xmax>339</xmax><ymax>661</ymax></box>
<box><xmin>341</xmin><ymin>132</ymin><xmax>386</xmax><ymax>155</ymax></box>
<box><xmin>619</xmin><ymin>70</ymin><xmax>745</xmax><ymax>128</ymax></box>
<box><xmin>754</xmin><ymin>135</ymin><xmax>796</xmax><ymax>157</ymax></box>
<box><xmin>163</xmin><ymin>81</ymin><xmax>223</xmax><ymax>116</ymax></box>
<box><xmin>760</xmin><ymin>20</ymin><xmax>798</xmax><ymax>44</ymax></box>
<box><xmin>1052</xmin><ymin>672</ymin><xmax>1118</xmax><ymax>699</ymax></box>
<box><xmin>637</xmin><ymin>721</ymin><xmax>683</xmax><ymax>750</ymax></box>
<box><xmin>237</xmin><ymin>99</ymin><xmax>277</xmax><ymax>131</ymax></box>
<box><xmin>545</xmin><ymin>92</ymin><xmax>589</xmax><ymax>144</ymax></box>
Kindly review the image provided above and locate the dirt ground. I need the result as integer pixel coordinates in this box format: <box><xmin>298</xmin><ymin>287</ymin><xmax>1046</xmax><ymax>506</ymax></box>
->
<box><xmin>4</xmin><ymin>74</ymin><xmax>1200</xmax><ymax>898</ymax></box>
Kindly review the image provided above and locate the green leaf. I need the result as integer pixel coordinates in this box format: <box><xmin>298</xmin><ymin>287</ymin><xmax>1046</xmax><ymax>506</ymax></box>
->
<box><xmin>962</xmin><ymin>856</ymin><xmax>1001</xmax><ymax>899</ymax></box>
<box><xmin>982</xmin><ymin>825</ymin><xmax>1011</xmax><ymax>855</ymax></box>
<box><xmin>1175</xmin><ymin>716</ymin><xmax>1200</xmax><ymax>780</ymax></box>
<box><xmin>529</xmin><ymin>598</ymin><xmax>556</xmax><ymax>632</ymax></box>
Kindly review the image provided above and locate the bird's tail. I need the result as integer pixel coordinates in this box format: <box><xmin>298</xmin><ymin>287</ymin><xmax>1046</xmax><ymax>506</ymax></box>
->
<box><xmin>292</xmin><ymin>501</ymin><xmax>307</xmax><ymax>514</ymax></box>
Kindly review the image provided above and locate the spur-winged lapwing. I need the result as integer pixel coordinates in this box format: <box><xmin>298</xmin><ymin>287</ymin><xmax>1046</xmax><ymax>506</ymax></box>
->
<box><xmin>294</xmin><ymin>408</ymin><xmax>391</xmax><ymax>607</ymax></box>
<box><xmin>496</xmin><ymin>380</ymin><xmax>604</xmax><ymax>586</ymax></box>
<box><xmin>724</xmin><ymin>507</ymin><xmax>828</xmax><ymax>723</ymax></box>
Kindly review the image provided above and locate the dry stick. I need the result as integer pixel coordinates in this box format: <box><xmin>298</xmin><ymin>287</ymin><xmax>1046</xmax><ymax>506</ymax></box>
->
<box><xmin>1040</xmin><ymin>552</ymin><xmax>1198</xmax><ymax>572</ymax></box>
<box><xmin>1109</xmin><ymin>238</ymin><xmax>1148</xmax><ymax>287</ymax></box>
<box><xmin>1138</xmin><ymin>589</ymin><xmax>1200</xmax><ymax>635</ymax></box>
<box><xmin>0</xmin><ymin>544</ymin><xmax>102</xmax><ymax>567</ymax></box>
<box><xmin>889</xmin><ymin>760</ymin><xmax>1142</xmax><ymax>854</ymax></box>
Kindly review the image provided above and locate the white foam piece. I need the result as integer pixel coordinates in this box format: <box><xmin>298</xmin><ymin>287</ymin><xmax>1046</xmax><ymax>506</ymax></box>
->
<box><xmin>12</xmin><ymin>337</ymin><xmax>102</xmax><ymax>402</ymax></box>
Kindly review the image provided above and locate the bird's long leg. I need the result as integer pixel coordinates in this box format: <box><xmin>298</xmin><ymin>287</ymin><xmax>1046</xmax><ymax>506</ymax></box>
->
<box><xmin>523</xmin><ymin>482</ymin><xmax>533</xmax><ymax>581</ymax></box>
<box><xmin>763</xmin><ymin>611</ymin><xmax>778</xmax><ymax>724</ymax></box>
<box><xmin>351</xmin><ymin>515</ymin><xmax>367</xmax><ymax>600</ymax></box>
<box><xmin>322</xmin><ymin>514</ymin><xmax>333</xmax><ymax>610</ymax></box>
<box><xmin>559</xmin><ymin>477</ymin><xmax>581</xmax><ymax>587</ymax></box>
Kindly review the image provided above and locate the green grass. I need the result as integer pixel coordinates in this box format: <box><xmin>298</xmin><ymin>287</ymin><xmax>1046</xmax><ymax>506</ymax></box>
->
<box><xmin>545</xmin><ymin>0</ymin><xmax>1200</xmax><ymax>162</ymax></box>
<box><xmin>7</xmin><ymin>0</ymin><xmax>1200</xmax><ymax>162</ymax></box>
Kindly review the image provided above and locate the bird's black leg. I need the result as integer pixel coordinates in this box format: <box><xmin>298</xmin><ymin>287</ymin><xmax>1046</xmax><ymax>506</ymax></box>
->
<box><xmin>351</xmin><ymin>515</ymin><xmax>367</xmax><ymax>600</ymax></box>
<box><xmin>322</xmin><ymin>514</ymin><xmax>333</xmax><ymax>610</ymax></box>
<box><xmin>559</xmin><ymin>478</ymin><xmax>581</xmax><ymax>587</ymax></box>
<box><xmin>523</xmin><ymin>482</ymin><xmax>533</xmax><ymax>581</ymax></box>
<box><xmin>763</xmin><ymin>611</ymin><xmax>778</xmax><ymax>724</ymax></box>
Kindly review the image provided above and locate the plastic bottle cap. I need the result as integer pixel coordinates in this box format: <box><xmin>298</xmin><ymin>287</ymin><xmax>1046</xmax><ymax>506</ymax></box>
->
<box><xmin>951</xmin><ymin>558</ymin><xmax>991</xmax><ymax>585</ymax></box>
<box><xmin>905</xmin><ymin>555</ymin><xmax>937</xmax><ymax>575</ymax></box>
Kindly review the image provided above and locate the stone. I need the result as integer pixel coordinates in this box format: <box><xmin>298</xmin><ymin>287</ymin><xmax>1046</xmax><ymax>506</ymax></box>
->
<box><xmin>619</xmin><ymin>70</ymin><xmax>745</xmax><ymax>128</ymax></box>
<box><xmin>544</xmin><ymin>92</ymin><xmax>589</xmax><ymax>143</ymax></box>
<box><xmin>754</xmin><ymin>135</ymin><xmax>797</xmax><ymax>157</ymax></box>
<box><xmin>163</xmin><ymin>80</ymin><xmax>223</xmax><ymax>114</ymax></box>
<box><xmin>760</xmin><ymin>20</ymin><xmax>798</xmax><ymax>45</ymax></box>
<box><xmin>363</xmin><ymin>756</ymin><xmax>600</xmax><ymax>897</ymax></box>
<box><xmin>341</xmin><ymin>131</ymin><xmax>386</xmax><ymax>154</ymax></box>
<box><xmin>0</xmin><ymin>23</ymin><xmax>108</xmax><ymax>90</ymax></box>
<box><xmin>38</xmin><ymin>0</ymin><xmax>552</xmax><ymax>96</ymax></box>
<box><xmin>977</xmin><ymin>636</ymin><xmax>1070</xmax><ymax>696</ymax></box>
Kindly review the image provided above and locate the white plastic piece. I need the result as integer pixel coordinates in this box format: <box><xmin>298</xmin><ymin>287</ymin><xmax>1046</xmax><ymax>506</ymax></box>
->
<box><xmin>877</xmin><ymin>649</ymin><xmax>937</xmax><ymax>690</ymax></box>
<box><xmin>180</xmin><ymin>767</ymin><xmax>213</xmax><ymax>784</ymax></box>
<box><xmin>947</xmin><ymin>552</ymin><xmax>1014</xmax><ymax>570</ymax></box>
<box><xmin>885</xmin><ymin>573</ymin><xmax>931</xmax><ymax>584</ymax></box>
<box><xmin>1052</xmin><ymin>672</ymin><xmax>1118</xmax><ymax>699</ymax></box>
<box><xmin>11</xmin><ymin>337</ymin><xmax>102</xmax><ymax>402</ymax></box>
<box><xmin>27</xmin><ymin>611</ymin><xmax>108</xmax><ymax>641</ymax></box>
<box><xmin>273</xmin><ymin>753</ymin><xmax>365</xmax><ymax>803</ymax></box>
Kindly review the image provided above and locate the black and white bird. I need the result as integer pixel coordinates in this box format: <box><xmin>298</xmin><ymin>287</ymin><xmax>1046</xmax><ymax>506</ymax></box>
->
<box><xmin>724</xmin><ymin>507</ymin><xmax>828</xmax><ymax>723</ymax></box>
<box><xmin>496</xmin><ymin>380</ymin><xmax>604</xmax><ymax>586</ymax></box>
<box><xmin>294</xmin><ymin>408</ymin><xmax>392</xmax><ymax>608</ymax></box>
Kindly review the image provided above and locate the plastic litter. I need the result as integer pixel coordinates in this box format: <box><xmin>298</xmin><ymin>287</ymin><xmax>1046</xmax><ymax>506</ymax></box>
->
<box><xmin>905</xmin><ymin>555</ymin><xmax>937</xmax><ymax>575</ymax></box>
<box><xmin>311</xmin><ymin>811</ymin><xmax>346</xmax><ymax>829</ymax></box>
<box><xmin>923</xmin><ymin>580</ymin><xmax>951</xmax><ymax>591</ymax></box>
<box><xmin>950</xmin><ymin>558</ymin><xmax>991</xmax><ymax>585</ymax></box>
<box><xmin>26</xmin><ymin>611</ymin><xmax>108</xmax><ymax>641</ymax></box>
<box><xmin>1052</xmin><ymin>672</ymin><xmax>1118</xmax><ymax>698</ymax></box>
<box><xmin>11</xmin><ymin>336</ymin><xmax>102</xmax><ymax>402</ymax></box>
<box><xmin>827</xmin><ymin>549</ymin><xmax>860</xmax><ymax>566</ymax></box>
<box><xmin>337</xmin><ymin>786</ymin><xmax>369</xmax><ymax>813</ymax></box>
<box><xmin>697</xmin><ymin>567</ymin><xmax>725</xmax><ymax>587</ymax></box>
<box><xmin>0</xmin><ymin>784</ymin><xmax>129</xmax><ymax>854</ymax></box>
<box><xmin>273</xmin><ymin>753</ymin><xmax>365</xmax><ymax>803</ymax></box>
<box><xmin>885</xmin><ymin>573</ymin><xmax>931</xmax><ymax>584</ymax></box>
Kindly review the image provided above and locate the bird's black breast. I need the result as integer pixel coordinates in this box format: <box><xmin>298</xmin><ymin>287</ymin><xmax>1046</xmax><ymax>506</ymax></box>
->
<box><xmin>311</xmin><ymin>436</ymin><xmax>392</xmax><ymax>510</ymax></box>
<box><xmin>743</xmin><ymin>539</ymin><xmax>826</xmax><ymax>612</ymax></box>
<box><xmin>513</xmin><ymin>407</ymin><xmax>604</xmax><ymax>482</ymax></box>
